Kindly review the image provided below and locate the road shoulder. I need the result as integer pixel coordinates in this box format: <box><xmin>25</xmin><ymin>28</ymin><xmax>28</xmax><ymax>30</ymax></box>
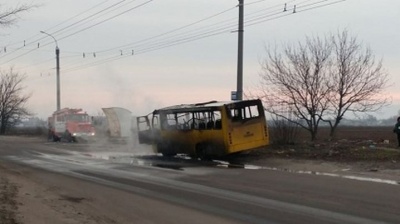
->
<box><xmin>0</xmin><ymin>163</ymin><xmax>99</xmax><ymax>224</ymax></box>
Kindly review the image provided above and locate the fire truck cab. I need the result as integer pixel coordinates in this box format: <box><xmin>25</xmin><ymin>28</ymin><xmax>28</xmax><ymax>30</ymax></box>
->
<box><xmin>48</xmin><ymin>108</ymin><xmax>95</xmax><ymax>142</ymax></box>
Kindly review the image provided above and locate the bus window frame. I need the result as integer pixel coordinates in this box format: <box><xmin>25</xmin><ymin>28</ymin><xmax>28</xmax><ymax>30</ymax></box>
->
<box><xmin>226</xmin><ymin>101</ymin><xmax>263</xmax><ymax>123</ymax></box>
<box><xmin>157</xmin><ymin>109</ymin><xmax>222</xmax><ymax>131</ymax></box>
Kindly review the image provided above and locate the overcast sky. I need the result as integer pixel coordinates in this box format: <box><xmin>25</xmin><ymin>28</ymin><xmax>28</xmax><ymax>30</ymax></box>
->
<box><xmin>1</xmin><ymin>0</ymin><xmax>399</xmax><ymax>119</ymax></box>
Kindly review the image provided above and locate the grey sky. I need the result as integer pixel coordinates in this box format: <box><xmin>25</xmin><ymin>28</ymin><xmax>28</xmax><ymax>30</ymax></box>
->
<box><xmin>1</xmin><ymin>0</ymin><xmax>399</xmax><ymax>118</ymax></box>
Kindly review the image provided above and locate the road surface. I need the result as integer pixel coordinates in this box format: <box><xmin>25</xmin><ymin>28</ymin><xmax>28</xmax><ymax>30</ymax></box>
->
<box><xmin>0</xmin><ymin>136</ymin><xmax>399</xmax><ymax>224</ymax></box>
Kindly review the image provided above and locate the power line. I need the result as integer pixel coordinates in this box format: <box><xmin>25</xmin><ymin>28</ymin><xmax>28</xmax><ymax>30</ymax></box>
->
<box><xmin>0</xmin><ymin>0</ymin><xmax>116</xmax><ymax>60</ymax></box>
<box><xmin>7</xmin><ymin>0</ymin><xmax>345</xmax><ymax>75</ymax></box>
<box><xmin>56</xmin><ymin>0</ymin><xmax>153</xmax><ymax>42</ymax></box>
<box><xmin>3</xmin><ymin>0</ymin><xmax>113</xmax><ymax>49</ymax></box>
<box><xmin>67</xmin><ymin>1</ymin><xmax>286</xmax><ymax>60</ymax></box>
<box><xmin>62</xmin><ymin>0</ymin><xmax>344</xmax><ymax>73</ymax></box>
<box><xmin>14</xmin><ymin>58</ymin><xmax>54</xmax><ymax>71</ymax></box>
<box><xmin>59</xmin><ymin>4</ymin><xmax>240</xmax><ymax>69</ymax></box>
<box><xmin>89</xmin><ymin>1</ymin><xmax>298</xmax><ymax>56</ymax></box>
<box><xmin>60</xmin><ymin>2</ymin><xmax>294</xmax><ymax>68</ymax></box>
<box><xmin>0</xmin><ymin>0</ymin><xmax>150</xmax><ymax>61</ymax></box>
<box><xmin>59</xmin><ymin>2</ymin><xmax>315</xmax><ymax>72</ymax></box>
<box><xmin>50</xmin><ymin>0</ymin><xmax>135</xmax><ymax>37</ymax></box>
<box><xmin>246</xmin><ymin>0</ymin><xmax>344</xmax><ymax>27</ymax></box>
<box><xmin>0</xmin><ymin>0</ymin><xmax>284</xmax><ymax>66</ymax></box>
<box><xmin>93</xmin><ymin>6</ymin><xmax>237</xmax><ymax>55</ymax></box>
<box><xmin>298</xmin><ymin>0</ymin><xmax>346</xmax><ymax>12</ymax></box>
<box><xmin>99</xmin><ymin>0</ymin><xmax>334</xmax><ymax>55</ymax></box>
<box><xmin>45</xmin><ymin>0</ymin><xmax>113</xmax><ymax>33</ymax></box>
<box><xmin>0</xmin><ymin>0</ymin><xmax>154</xmax><ymax>66</ymax></box>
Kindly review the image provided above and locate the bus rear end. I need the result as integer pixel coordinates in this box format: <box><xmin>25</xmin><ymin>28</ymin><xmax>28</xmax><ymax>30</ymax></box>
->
<box><xmin>224</xmin><ymin>99</ymin><xmax>269</xmax><ymax>154</ymax></box>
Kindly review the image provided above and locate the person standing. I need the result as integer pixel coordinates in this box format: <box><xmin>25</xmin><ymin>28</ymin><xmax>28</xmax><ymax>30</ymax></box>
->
<box><xmin>393</xmin><ymin>117</ymin><xmax>400</xmax><ymax>147</ymax></box>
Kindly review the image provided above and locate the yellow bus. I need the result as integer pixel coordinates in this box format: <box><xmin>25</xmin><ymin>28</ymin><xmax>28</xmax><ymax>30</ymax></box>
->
<box><xmin>137</xmin><ymin>99</ymin><xmax>269</xmax><ymax>158</ymax></box>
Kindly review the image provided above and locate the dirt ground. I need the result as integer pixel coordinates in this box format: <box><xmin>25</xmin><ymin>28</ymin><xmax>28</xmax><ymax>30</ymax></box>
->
<box><xmin>0</xmin><ymin>163</ymin><xmax>93</xmax><ymax>224</ymax></box>
<box><xmin>0</xmin><ymin>175</ymin><xmax>18</xmax><ymax>224</ymax></box>
<box><xmin>0</xmin><ymin>161</ymin><xmax>144</xmax><ymax>224</ymax></box>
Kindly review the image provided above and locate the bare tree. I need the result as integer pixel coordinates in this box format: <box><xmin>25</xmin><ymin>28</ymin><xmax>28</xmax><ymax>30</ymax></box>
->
<box><xmin>257</xmin><ymin>36</ymin><xmax>332</xmax><ymax>140</ymax></box>
<box><xmin>0</xmin><ymin>68</ymin><xmax>31</xmax><ymax>134</ymax></box>
<box><xmin>255</xmin><ymin>30</ymin><xmax>390</xmax><ymax>141</ymax></box>
<box><xmin>0</xmin><ymin>3</ymin><xmax>36</xmax><ymax>134</ymax></box>
<box><xmin>269</xmin><ymin>109</ymin><xmax>299</xmax><ymax>145</ymax></box>
<box><xmin>322</xmin><ymin>30</ymin><xmax>389</xmax><ymax>139</ymax></box>
<box><xmin>0</xmin><ymin>3</ymin><xmax>32</xmax><ymax>27</ymax></box>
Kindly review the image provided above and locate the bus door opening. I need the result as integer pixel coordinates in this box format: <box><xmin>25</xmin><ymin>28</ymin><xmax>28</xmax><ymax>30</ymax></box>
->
<box><xmin>136</xmin><ymin>116</ymin><xmax>153</xmax><ymax>144</ymax></box>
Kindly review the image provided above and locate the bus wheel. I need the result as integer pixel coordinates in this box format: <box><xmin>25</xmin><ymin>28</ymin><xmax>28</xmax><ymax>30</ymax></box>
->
<box><xmin>158</xmin><ymin>143</ymin><xmax>176</xmax><ymax>157</ymax></box>
<box><xmin>195</xmin><ymin>144</ymin><xmax>211</xmax><ymax>161</ymax></box>
<box><xmin>161</xmin><ymin>152</ymin><xmax>176</xmax><ymax>157</ymax></box>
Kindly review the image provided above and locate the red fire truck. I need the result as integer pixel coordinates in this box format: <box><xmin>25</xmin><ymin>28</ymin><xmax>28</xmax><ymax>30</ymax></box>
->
<box><xmin>48</xmin><ymin>108</ymin><xmax>96</xmax><ymax>142</ymax></box>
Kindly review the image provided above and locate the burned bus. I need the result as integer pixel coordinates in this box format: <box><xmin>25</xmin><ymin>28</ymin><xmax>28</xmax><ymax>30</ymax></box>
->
<box><xmin>137</xmin><ymin>99</ymin><xmax>269</xmax><ymax>158</ymax></box>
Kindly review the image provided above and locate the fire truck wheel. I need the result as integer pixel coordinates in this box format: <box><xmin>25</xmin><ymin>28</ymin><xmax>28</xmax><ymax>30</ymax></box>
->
<box><xmin>51</xmin><ymin>134</ymin><xmax>60</xmax><ymax>142</ymax></box>
<box><xmin>63</xmin><ymin>131</ymin><xmax>73</xmax><ymax>142</ymax></box>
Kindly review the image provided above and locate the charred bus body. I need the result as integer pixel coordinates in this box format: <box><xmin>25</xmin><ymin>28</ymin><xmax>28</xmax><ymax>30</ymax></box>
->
<box><xmin>137</xmin><ymin>99</ymin><xmax>269</xmax><ymax>159</ymax></box>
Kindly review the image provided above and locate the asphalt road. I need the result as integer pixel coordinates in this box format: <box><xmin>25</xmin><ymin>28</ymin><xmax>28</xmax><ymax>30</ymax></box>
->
<box><xmin>0</xmin><ymin>136</ymin><xmax>399</xmax><ymax>224</ymax></box>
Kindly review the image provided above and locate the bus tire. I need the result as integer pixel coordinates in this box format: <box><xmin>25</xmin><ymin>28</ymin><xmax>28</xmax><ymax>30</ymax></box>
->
<box><xmin>161</xmin><ymin>152</ymin><xmax>177</xmax><ymax>157</ymax></box>
<box><xmin>195</xmin><ymin>144</ymin><xmax>212</xmax><ymax>161</ymax></box>
<box><xmin>158</xmin><ymin>143</ymin><xmax>176</xmax><ymax>157</ymax></box>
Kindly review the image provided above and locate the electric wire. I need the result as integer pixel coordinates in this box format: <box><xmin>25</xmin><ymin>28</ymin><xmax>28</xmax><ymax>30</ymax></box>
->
<box><xmin>78</xmin><ymin>0</ymin><xmax>300</xmax><ymax>58</ymax></box>
<box><xmin>59</xmin><ymin>3</ymin><xmax>241</xmax><ymax>69</ymax></box>
<box><xmin>93</xmin><ymin>5</ymin><xmax>238</xmax><ymax>55</ymax></box>
<box><xmin>60</xmin><ymin>2</ymin><xmax>299</xmax><ymax>70</ymax></box>
<box><xmin>59</xmin><ymin>1</ymin><xmax>323</xmax><ymax>72</ymax></box>
<box><xmin>7</xmin><ymin>0</ymin><xmax>344</xmax><ymax>76</ymax></box>
<box><xmin>0</xmin><ymin>0</ymin><xmax>116</xmax><ymax>59</ymax></box>
<box><xmin>246</xmin><ymin>0</ymin><xmax>344</xmax><ymax>27</ymax></box>
<box><xmin>54</xmin><ymin>0</ymin><xmax>154</xmax><ymax>42</ymax></box>
<box><xmin>1</xmin><ymin>0</ymin><xmax>284</xmax><ymax>66</ymax></box>
<box><xmin>297</xmin><ymin>0</ymin><xmax>345</xmax><ymax>12</ymax></box>
<box><xmin>0</xmin><ymin>0</ymin><xmax>148</xmax><ymax>61</ymax></box>
<box><xmin>62</xmin><ymin>0</ymin><xmax>343</xmax><ymax>73</ymax></box>
<box><xmin>50</xmin><ymin>0</ymin><xmax>135</xmax><ymax>37</ymax></box>
<box><xmin>83</xmin><ymin>0</ymin><xmax>331</xmax><ymax>57</ymax></box>
<box><xmin>3</xmin><ymin>0</ymin><xmax>112</xmax><ymax>49</ymax></box>
<box><xmin>0</xmin><ymin>0</ymin><xmax>154</xmax><ymax>65</ymax></box>
<box><xmin>68</xmin><ymin>0</ymin><xmax>287</xmax><ymax>59</ymax></box>
<box><xmin>14</xmin><ymin>58</ymin><xmax>54</xmax><ymax>70</ymax></box>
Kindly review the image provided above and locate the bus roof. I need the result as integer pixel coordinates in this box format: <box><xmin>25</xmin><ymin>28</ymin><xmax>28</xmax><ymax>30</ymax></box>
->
<box><xmin>153</xmin><ymin>99</ymin><xmax>261</xmax><ymax>114</ymax></box>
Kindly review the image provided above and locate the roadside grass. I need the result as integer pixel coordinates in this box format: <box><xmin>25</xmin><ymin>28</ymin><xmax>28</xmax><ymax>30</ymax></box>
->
<box><xmin>6</xmin><ymin>126</ymin><xmax>47</xmax><ymax>137</ymax></box>
<box><xmin>254</xmin><ymin>126</ymin><xmax>400</xmax><ymax>162</ymax></box>
<box><xmin>256</xmin><ymin>140</ymin><xmax>400</xmax><ymax>163</ymax></box>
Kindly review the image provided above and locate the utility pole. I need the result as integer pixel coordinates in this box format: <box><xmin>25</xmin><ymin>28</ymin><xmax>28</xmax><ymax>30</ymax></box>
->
<box><xmin>236</xmin><ymin>0</ymin><xmax>244</xmax><ymax>101</ymax></box>
<box><xmin>40</xmin><ymin>31</ymin><xmax>61</xmax><ymax>111</ymax></box>
<box><xmin>56</xmin><ymin>45</ymin><xmax>60</xmax><ymax>111</ymax></box>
